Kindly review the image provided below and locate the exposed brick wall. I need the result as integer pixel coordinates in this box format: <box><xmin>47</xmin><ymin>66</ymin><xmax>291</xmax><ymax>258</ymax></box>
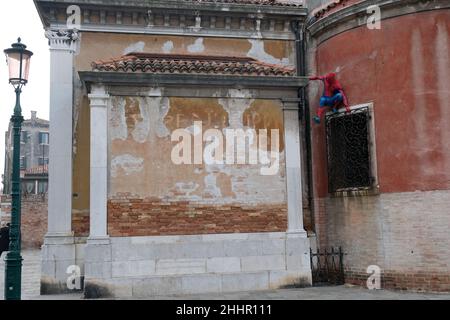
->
<box><xmin>108</xmin><ymin>198</ymin><xmax>288</xmax><ymax>237</ymax></box>
<box><xmin>313</xmin><ymin>191</ymin><xmax>450</xmax><ymax>293</ymax></box>
<box><xmin>345</xmin><ymin>269</ymin><xmax>450</xmax><ymax>293</ymax></box>
<box><xmin>1</xmin><ymin>195</ymin><xmax>48</xmax><ymax>249</ymax></box>
<box><xmin>72</xmin><ymin>211</ymin><xmax>90</xmax><ymax>237</ymax></box>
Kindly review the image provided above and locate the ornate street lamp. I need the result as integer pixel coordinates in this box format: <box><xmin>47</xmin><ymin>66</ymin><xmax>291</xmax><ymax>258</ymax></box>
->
<box><xmin>3</xmin><ymin>38</ymin><xmax>33</xmax><ymax>301</ymax></box>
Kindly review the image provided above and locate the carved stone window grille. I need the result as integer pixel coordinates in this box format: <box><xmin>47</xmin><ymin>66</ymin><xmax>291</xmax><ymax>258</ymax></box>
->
<box><xmin>326</xmin><ymin>106</ymin><xmax>375</xmax><ymax>194</ymax></box>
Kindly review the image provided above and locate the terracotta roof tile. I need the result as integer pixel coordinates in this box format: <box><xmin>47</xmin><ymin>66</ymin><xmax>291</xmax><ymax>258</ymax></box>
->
<box><xmin>92</xmin><ymin>53</ymin><xmax>295</xmax><ymax>77</ymax></box>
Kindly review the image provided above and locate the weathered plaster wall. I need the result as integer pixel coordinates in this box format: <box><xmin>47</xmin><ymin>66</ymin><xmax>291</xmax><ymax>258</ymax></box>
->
<box><xmin>310</xmin><ymin>10</ymin><xmax>450</xmax><ymax>195</ymax></box>
<box><xmin>309</xmin><ymin>9</ymin><xmax>450</xmax><ymax>292</ymax></box>
<box><xmin>74</xmin><ymin>32</ymin><xmax>296</xmax><ymax>71</ymax></box>
<box><xmin>71</xmin><ymin>32</ymin><xmax>296</xmax><ymax>236</ymax></box>
<box><xmin>108</xmin><ymin>96</ymin><xmax>288</xmax><ymax>236</ymax></box>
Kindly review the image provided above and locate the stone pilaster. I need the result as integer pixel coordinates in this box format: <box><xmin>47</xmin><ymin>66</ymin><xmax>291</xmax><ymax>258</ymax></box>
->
<box><xmin>87</xmin><ymin>85</ymin><xmax>110</xmax><ymax>241</ymax></box>
<box><xmin>84</xmin><ymin>84</ymin><xmax>112</xmax><ymax>299</ymax></box>
<box><xmin>282</xmin><ymin>99</ymin><xmax>312</xmax><ymax>286</ymax></box>
<box><xmin>41</xmin><ymin>29</ymin><xmax>79</xmax><ymax>295</ymax></box>
<box><xmin>282</xmin><ymin>99</ymin><xmax>307</xmax><ymax>238</ymax></box>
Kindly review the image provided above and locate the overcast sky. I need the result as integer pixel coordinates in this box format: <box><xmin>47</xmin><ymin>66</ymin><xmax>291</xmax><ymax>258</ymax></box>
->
<box><xmin>0</xmin><ymin>0</ymin><xmax>49</xmax><ymax>190</ymax></box>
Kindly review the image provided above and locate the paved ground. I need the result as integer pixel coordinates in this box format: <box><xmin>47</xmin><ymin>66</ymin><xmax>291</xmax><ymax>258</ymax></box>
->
<box><xmin>0</xmin><ymin>250</ymin><xmax>449</xmax><ymax>300</ymax></box>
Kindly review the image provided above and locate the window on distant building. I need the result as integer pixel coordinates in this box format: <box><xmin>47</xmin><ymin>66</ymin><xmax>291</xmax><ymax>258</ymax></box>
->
<box><xmin>22</xmin><ymin>181</ymin><xmax>36</xmax><ymax>195</ymax></box>
<box><xmin>38</xmin><ymin>181</ymin><xmax>48</xmax><ymax>194</ymax></box>
<box><xmin>325</xmin><ymin>104</ymin><xmax>378</xmax><ymax>194</ymax></box>
<box><xmin>39</xmin><ymin>132</ymin><xmax>49</xmax><ymax>145</ymax></box>
<box><xmin>20</xmin><ymin>157</ymin><xmax>27</xmax><ymax>170</ymax></box>
<box><xmin>38</xmin><ymin>157</ymin><xmax>49</xmax><ymax>166</ymax></box>
<box><xmin>21</xmin><ymin>131</ymin><xmax>28</xmax><ymax>144</ymax></box>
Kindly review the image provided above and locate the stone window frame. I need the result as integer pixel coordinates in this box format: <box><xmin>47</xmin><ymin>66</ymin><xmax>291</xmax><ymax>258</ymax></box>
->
<box><xmin>325</xmin><ymin>102</ymin><xmax>380</xmax><ymax>197</ymax></box>
<box><xmin>20</xmin><ymin>156</ymin><xmax>27</xmax><ymax>170</ymax></box>
<box><xmin>20</xmin><ymin>131</ymin><xmax>28</xmax><ymax>144</ymax></box>
<box><xmin>39</xmin><ymin>131</ymin><xmax>50</xmax><ymax>145</ymax></box>
<box><xmin>38</xmin><ymin>157</ymin><xmax>50</xmax><ymax>166</ymax></box>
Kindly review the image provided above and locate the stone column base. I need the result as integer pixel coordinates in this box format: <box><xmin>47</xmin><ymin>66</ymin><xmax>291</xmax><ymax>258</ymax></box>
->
<box><xmin>84</xmin><ymin>237</ymin><xmax>113</xmax><ymax>299</ymax></box>
<box><xmin>41</xmin><ymin>235</ymin><xmax>80</xmax><ymax>295</ymax></box>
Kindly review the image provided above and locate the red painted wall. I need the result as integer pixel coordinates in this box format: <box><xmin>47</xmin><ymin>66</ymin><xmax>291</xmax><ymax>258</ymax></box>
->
<box><xmin>311</xmin><ymin>10</ymin><xmax>450</xmax><ymax>196</ymax></box>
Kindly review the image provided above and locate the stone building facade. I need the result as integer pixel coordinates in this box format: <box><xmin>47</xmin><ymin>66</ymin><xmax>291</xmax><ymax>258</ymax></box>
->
<box><xmin>35</xmin><ymin>0</ymin><xmax>312</xmax><ymax>298</ymax></box>
<box><xmin>307</xmin><ymin>0</ymin><xmax>450</xmax><ymax>292</ymax></box>
<box><xmin>33</xmin><ymin>0</ymin><xmax>449</xmax><ymax>297</ymax></box>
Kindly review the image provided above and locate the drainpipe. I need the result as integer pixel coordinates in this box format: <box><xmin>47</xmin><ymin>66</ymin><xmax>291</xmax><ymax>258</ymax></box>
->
<box><xmin>291</xmin><ymin>17</ymin><xmax>316</xmax><ymax>233</ymax></box>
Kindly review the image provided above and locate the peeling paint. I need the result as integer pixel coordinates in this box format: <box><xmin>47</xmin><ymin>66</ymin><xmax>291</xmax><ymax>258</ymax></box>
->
<box><xmin>156</xmin><ymin>98</ymin><xmax>171</xmax><ymax>138</ymax></box>
<box><xmin>188</xmin><ymin>38</ymin><xmax>205</xmax><ymax>53</ymax></box>
<box><xmin>204</xmin><ymin>173</ymin><xmax>223</xmax><ymax>198</ymax></box>
<box><xmin>111</xmin><ymin>154</ymin><xmax>144</xmax><ymax>178</ymax></box>
<box><xmin>247</xmin><ymin>39</ymin><xmax>291</xmax><ymax>66</ymax></box>
<box><xmin>110</xmin><ymin>97</ymin><xmax>128</xmax><ymax>141</ymax></box>
<box><xmin>125</xmin><ymin>97</ymin><xmax>150</xmax><ymax>143</ymax></box>
<box><xmin>123</xmin><ymin>41</ymin><xmax>145</xmax><ymax>55</ymax></box>
<box><xmin>109</xmin><ymin>96</ymin><xmax>286</xmax><ymax>205</ymax></box>
<box><xmin>162</xmin><ymin>40</ymin><xmax>174</xmax><ymax>53</ymax></box>
<box><xmin>169</xmin><ymin>182</ymin><xmax>201</xmax><ymax>200</ymax></box>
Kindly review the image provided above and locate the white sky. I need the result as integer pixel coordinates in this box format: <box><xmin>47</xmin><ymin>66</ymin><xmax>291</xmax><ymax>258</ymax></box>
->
<box><xmin>0</xmin><ymin>0</ymin><xmax>49</xmax><ymax>189</ymax></box>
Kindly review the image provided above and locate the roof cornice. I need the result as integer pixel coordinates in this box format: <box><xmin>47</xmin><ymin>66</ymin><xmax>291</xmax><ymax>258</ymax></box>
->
<box><xmin>34</xmin><ymin>0</ymin><xmax>306</xmax><ymax>40</ymax></box>
<box><xmin>308</xmin><ymin>0</ymin><xmax>450</xmax><ymax>44</ymax></box>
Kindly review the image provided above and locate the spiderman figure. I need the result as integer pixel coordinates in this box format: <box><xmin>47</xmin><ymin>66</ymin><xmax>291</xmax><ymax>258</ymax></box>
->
<box><xmin>309</xmin><ymin>73</ymin><xmax>350</xmax><ymax>124</ymax></box>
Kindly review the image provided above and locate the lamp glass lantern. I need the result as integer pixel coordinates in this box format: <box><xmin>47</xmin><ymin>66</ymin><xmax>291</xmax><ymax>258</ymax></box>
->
<box><xmin>4</xmin><ymin>38</ymin><xmax>33</xmax><ymax>89</ymax></box>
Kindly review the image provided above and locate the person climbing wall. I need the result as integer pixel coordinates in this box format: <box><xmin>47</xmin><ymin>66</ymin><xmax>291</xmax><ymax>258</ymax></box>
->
<box><xmin>309</xmin><ymin>73</ymin><xmax>351</xmax><ymax>124</ymax></box>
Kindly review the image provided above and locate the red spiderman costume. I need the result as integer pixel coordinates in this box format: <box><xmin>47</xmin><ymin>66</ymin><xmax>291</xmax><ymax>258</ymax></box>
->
<box><xmin>309</xmin><ymin>73</ymin><xmax>350</xmax><ymax>124</ymax></box>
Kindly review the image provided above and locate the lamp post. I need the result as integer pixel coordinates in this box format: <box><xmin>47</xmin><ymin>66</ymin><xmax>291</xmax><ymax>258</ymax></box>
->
<box><xmin>3</xmin><ymin>38</ymin><xmax>33</xmax><ymax>301</ymax></box>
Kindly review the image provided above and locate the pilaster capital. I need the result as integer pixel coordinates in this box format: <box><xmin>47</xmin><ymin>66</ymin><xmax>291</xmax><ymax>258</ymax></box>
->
<box><xmin>45</xmin><ymin>29</ymin><xmax>79</xmax><ymax>52</ymax></box>
<box><xmin>88</xmin><ymin>84</ymin><xmax>110</xmax><ymax>108</ymax></box>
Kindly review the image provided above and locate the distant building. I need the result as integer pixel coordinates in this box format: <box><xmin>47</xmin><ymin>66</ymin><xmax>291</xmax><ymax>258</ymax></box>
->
<box><xmin>2</xmin><ymin>111</ymin><xmax>49</xmax><ymax>195</ymax></box>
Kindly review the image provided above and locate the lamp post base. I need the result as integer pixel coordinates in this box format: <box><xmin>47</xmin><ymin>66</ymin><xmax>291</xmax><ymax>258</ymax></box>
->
<box><xmin>4</xmin><ymin>252</ymin><xmax>23</xmax><ymax>300</ymax></box>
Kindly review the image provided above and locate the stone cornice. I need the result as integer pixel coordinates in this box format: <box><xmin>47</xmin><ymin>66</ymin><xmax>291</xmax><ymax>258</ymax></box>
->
<box><xmin>35</xmin><ymin>0</ymin><xmax>307</xmax><ymax>16</ymax></box>
<box><xmin>79</xmin><ymin>71</ymin><xmax>308</xmax><ymax>89</ymax></box>
<box><xmin>307</xmin><ymin>0</ymin><xmax>450</xmax><ymax>44</ymax></box>
<box><xmin>35</xmin><ymin>0</ymin><xmax>307</xmax><ymax>40</ymax></box>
